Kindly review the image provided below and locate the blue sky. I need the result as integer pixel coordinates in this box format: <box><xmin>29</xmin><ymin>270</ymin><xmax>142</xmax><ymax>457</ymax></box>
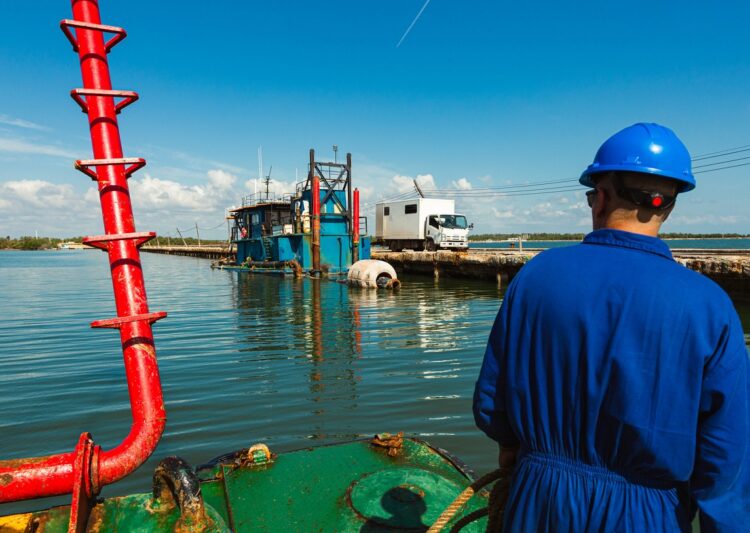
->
<box><xmin>1</xmin><ymin>1</ymin><xmax>749</xmax><ymax>239</ymax></box>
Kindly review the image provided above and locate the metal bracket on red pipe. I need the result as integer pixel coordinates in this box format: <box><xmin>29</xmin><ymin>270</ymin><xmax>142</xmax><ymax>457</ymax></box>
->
<box><xmin>60</xmin><ymin>19</ymin><xmax>126</xmax><ymax>53</ymax></box>
<box><xmin>74</xmin><ymin>157</ymin><xmax>146</xmax><ymax>181</ymax></box>
<box><xmin>90</xmin><ymin>312</ymin><xmax>168</xmax><ymax>330</ymax></box>
<box><xmin>70</xmin><ymin>88</ymin><xmax>139</xmax><ymax>115</ymax></box>
<box><xmin>68</xmin><ymin>433</ymin><xmax>99</xmax><ymax>533</ymax></box>
<box><xmin>83</xmin><ymin>231</ymin><xmax>156</xmax><ymax>251</ymax></box>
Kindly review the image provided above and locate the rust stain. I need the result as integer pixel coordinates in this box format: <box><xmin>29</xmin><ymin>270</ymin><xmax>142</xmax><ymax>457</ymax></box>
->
<box><xmin>0</xmin><ymin>473</ymin><xmax>13</xmax><ymax>486</ymax></box>
<box><xmin>141</xmin><ymin>345</ymin><xmax>156</xmax><ymax>359</ymax></box>
<box><xmin>370</xmin><ymin>431</ymin><xmax>404</xmax><ymax>457</ymax></box>
<box><xmin>0</xmin><ymin>454</ymin><xmax>55</xmax><ymax>469</ymax></box>
<box><xmin>86</xmin><ymin>504</ymin><xmax>107</xmax><ymax>533</ymax></box>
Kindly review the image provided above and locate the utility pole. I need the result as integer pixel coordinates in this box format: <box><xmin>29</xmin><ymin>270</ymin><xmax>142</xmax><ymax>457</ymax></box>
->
<box><xmin>226</xmin><ymin>218</ymin><xmax>232</xmax><ymax>252</ymax></box>
<box><xmin>264</xmin><ymin>166</ymin><xmax>272</xmax><ymax>201</ymax></box>
<box><xmin>413</xmin><ymin>179</ymin><xmax>425</xmax><ymax>198</ymax></box>
<box><xmin>195</xmin><ymin>222</ymin><xmax>201</xmax><ymax>246</ymax></box>
<box><xmin>333</xmin><ymin>144</ymin><xmax>338</xmax><ymax>164</ymax></box>
<box><xmin>176</xmin><ymin>227</ymin><xmax>187</xmax><ymax>247</ymax></box>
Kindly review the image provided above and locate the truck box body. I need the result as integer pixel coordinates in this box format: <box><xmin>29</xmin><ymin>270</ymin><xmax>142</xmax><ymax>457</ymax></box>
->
<box><xmin>375</xmin><ymin>198</ymin><xmax>455</xmax><ymax>240</ymax></box>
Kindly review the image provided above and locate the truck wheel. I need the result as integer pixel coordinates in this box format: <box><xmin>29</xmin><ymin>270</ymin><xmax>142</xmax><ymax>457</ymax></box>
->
<box><xmin>425</xmin><ymin>239</ymin><xmax>436</xmax><ymax>252</ymax></box>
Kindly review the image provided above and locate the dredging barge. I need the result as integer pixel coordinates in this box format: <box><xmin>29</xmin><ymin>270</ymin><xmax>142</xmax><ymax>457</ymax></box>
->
<box><xmin>0</xmin><ymin>1</ymin><xmax>489</xmax><ymax>531</ymax></box>
<box><xmin>223</xmin><ymin>150</ymin><xmax>370</xmax><ymax>277</ymax></box>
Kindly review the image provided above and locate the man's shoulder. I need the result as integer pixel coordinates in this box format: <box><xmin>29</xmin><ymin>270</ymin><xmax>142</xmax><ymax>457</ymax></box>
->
<box><xmin>521</xmin><ymin>243</ymin><xmax>589</xmax><ymax>269</ymax></box>
<box><xmin>520</xmin><ymin>242</ymin><xmax>733</xmax><ymax>305</ymax></box>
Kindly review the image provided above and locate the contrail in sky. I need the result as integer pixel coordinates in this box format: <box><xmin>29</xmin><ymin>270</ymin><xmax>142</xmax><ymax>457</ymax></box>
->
<box><xmin>396</xmin><ymin>0</ymin><xmax>432</xmax><ymax>48</ymax></box>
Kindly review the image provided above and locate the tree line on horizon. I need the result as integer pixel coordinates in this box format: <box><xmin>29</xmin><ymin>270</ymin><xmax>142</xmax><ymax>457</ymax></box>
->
<box><xmin>470</xmin><ymin>232</ymin><xmax>750</xmax><ymax>241</ymax></box>
<box><xmin>1</xmin><ymin>236</ymin><xmax>225</xmax><ymax>250</ymax></box>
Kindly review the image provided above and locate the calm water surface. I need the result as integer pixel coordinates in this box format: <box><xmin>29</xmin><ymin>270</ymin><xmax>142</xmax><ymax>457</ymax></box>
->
<box><xmin>1</xmin><ymin>250</ymin><xmax>748</xmax><ymax>515</ymax></box>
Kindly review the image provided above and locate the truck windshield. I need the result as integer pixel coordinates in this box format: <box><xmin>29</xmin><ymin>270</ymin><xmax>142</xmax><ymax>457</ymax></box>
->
<box><xmin>440</xmin><ymin>215</ymin><xmax>467</xmax><ymax>229</ymax></box>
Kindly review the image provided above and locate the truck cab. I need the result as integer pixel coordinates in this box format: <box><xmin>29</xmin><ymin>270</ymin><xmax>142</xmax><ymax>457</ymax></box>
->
<box><xmin>375</xmin><ymin>198</ymin><xmax>472</xmax><ymax>252</ymax></box>
<box><xmin>425</xmin><ymin>214</ymin><xmax>470</xmax><ymax>251</ymax></box>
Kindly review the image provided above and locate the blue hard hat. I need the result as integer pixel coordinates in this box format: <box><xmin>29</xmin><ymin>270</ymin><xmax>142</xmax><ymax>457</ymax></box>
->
<box><xmin>580</xmin><ymin>123</ymin><xmax>695</xmax><ymax>192</ymax></box>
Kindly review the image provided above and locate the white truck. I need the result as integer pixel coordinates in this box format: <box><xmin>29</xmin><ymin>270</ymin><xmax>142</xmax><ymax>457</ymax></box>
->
<box><xmin>375</xmin><ymin>198</ymin><xmax>472</xmax><ymax>251</ymax></box>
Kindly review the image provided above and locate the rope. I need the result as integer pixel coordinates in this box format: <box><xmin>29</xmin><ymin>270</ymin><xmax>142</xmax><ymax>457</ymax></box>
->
<box><xmin>486</xmin><ymin>467</ymin><xmax>512</xmax><ymax>531</ymax></box>
<box><xmin>427</xmin><ymin>467</ymin><xmax>511</xmax><ymax>533</ymax></box>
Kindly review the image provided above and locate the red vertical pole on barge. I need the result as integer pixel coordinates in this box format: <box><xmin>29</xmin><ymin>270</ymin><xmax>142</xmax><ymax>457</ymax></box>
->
<box><xmin>0</xmin><ymin>0</ymin><xmax>166</xmax><ymax>506</ymax></box>
<box><xmin>310</xmin><ymin>149</ymin><xmax>321</xmax><ymax>273</ymax></box>
<box><xmin>352</xmin><ymin>188</ymin><xmax>360</xmax><ymax>263</ymax></box>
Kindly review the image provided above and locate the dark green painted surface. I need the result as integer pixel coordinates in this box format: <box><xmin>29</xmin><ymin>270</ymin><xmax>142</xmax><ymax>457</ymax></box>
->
<box><xmin>198</xmin><ymin>439</ymin><xmax>487</xmax><ymax>532</ymax></box>
<box><xmin>4</xmin><ymin>439</ymin><xmax>488</xmax><ymax>532</ymax></box>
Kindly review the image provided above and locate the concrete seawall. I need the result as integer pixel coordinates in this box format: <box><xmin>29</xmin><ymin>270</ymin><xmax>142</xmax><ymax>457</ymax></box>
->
<box><xmin>372</xmin><ymin>249</ymin><xmax>750</xmax><ymax>297</ymax></box>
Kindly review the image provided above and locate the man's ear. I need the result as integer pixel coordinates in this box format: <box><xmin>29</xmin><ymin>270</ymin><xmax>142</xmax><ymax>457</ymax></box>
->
<box><xmin>594</xmin><ymin>187</ymin><xmax>608</xmax><ymax>219</ymax></box>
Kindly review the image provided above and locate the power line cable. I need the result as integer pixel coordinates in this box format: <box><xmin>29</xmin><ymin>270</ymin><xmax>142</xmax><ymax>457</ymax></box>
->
<box><xmin>694</xmin><ymin>161</ymin><xmax>750</xmax><ymax>174</ymax></box>
<box><xmin>423</xmin><ymin>186</ymin><xmax>582</xmax><ymax>198</ymax></box>
<box><xmin>197</xmin><ymin>221</ymin><xmax>227</xmax><ymax>231</ymax></box>
<box><xmin>693</xmin><ymin>155</ymin><xmax>750</xmax><ymax>169</ymax></box>
<box><xmin>692</xmin><ymin>145</ymin><xmax>750</xmax><ymax>161</ymax></box>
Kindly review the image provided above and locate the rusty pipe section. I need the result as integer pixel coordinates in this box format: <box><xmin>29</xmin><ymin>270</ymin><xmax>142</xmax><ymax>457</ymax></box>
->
<box><xmin>0</xmin><ymin>0</ymin><xmax>165</xmax><ymax>502</ymax></box>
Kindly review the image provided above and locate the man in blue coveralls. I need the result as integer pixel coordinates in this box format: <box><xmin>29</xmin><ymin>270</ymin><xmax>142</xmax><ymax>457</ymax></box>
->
<box><xmin>474</xmin><ymin>123</ymin><xmax>749</xmax><ymax>532</ymax></box>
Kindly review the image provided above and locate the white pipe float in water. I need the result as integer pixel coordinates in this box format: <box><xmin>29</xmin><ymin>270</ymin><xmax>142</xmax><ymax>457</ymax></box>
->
<box><xmin>347</xmin><ymin>260</ymin><xmax>401</xmax><ymax>289</ymax></box>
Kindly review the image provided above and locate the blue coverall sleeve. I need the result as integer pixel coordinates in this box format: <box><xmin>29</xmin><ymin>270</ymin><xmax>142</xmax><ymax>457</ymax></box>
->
<box><xmin>473</xmin><ymin>289</ymin><xmax>520</xmax><ymax>447</ymax></box>
<box><xmin>691</xmin><ymin>312</ymin><xmax>750</xmax><ymax>533</ymax></box>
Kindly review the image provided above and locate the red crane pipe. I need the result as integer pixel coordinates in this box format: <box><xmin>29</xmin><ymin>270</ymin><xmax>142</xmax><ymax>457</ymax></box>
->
<box><xmin>311</xmin><ymin>169</ymin><xmax>321</xmax><ymax>272</ymax></box>
<box><xmin>352</xmin><ymin>188</ymin><xmax>360</xmax><ymax>262</ymax></box>
<box><xmin>0</xmin><ymin>0</ymin><xmax>165</xmax><ymax>502</ymax></box>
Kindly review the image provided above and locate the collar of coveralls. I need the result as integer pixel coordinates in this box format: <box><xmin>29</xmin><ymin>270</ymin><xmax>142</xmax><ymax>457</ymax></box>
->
<box><xmin>582</xmin><ymin>228</ymin><xmax>674</xmax><ymax>261</ymax></box>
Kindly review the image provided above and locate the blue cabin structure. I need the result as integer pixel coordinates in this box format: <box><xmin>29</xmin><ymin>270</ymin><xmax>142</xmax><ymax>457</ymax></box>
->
<box><xmin>229</xmin><ymin>149</ymin><xmax>370</xmax><ymax>275</ymax></box>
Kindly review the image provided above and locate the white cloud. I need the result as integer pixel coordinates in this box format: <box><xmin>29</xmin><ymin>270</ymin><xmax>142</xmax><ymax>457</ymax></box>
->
<box><xmin>0</xmin><ymin>165</ymin><xmax>252</xmax><ymax>238</ymax></box>
<box><xmin>2</xmin><ymin>180</ymin><xmax>77</xmax><ymax>209</ymax></box>
<box><xmin>207</xmin><ymin>169</ymin><xmax>237</xmax><ymax>191</ymax></box>
<box><xmin>244</xmin><ymin>177</ymin><xmax>298</xmax><ymax>199</ymax></box>
<box><xmin>451</xmin><ymin>177</ymin><xmax>472</xmax><ymax>190</ymax></box>
<box><xmin>491</xmin><ymin>207</ymin><xmax>515</xmax><ymax>219</ymax></box>
<box><xmin>0</xmin><ymin>179</ymin><xmax>100</xmax><ymax>236</ymax></box>
<box><xmin>669</xmin><ymin>213</ymin><xmax>748</xmax><ymax>226</ymax></box>
<box><xmin>130</xmin><ymin>168</ymin><xmax>240</xmax><ymax>212</ymax></box>
<box><xmin>391</xmin><ymin>173</ymin><xmax>436</xmax><ymax>194</ymax></box>
<box><xmin>0</xmin><ymin>115</ymin><xmax>49</xmax><ymax>131</ymax></box>
<box><xmin>0</xmin><ymin>137</ymin><xmax>77</xmax><ymax>159</ymax></box>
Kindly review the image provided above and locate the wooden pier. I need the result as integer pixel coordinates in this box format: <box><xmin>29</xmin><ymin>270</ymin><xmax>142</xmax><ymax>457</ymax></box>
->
<box><xmin>141</xmin><ymin>245</ymin><xmax>232</xmax><ymax>260</ymax></box>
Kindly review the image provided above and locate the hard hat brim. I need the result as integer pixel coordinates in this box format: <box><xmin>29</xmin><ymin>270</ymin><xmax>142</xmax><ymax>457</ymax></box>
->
<box><xmin>579</xmin><ymin>165</ymin><xmax>695</xmax><ymax>192</ymax></box>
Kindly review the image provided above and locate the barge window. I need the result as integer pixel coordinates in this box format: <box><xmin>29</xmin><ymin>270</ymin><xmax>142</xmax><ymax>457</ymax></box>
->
<box><xmin>384</xmin><ymin>206</ymin><xmax>390</xmax><ymax>215</ymax></box>
<box><xmin>405</xmin><ymin>204</ymin><xmax>417</xmax><ymax>214</ymax></box>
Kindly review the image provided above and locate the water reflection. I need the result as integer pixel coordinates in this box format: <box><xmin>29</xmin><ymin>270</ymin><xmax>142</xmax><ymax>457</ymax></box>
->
<box><xmin>232</xmin><ymin>274</ymin><xmax>363</xmax><ymax>442</ymax></box>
